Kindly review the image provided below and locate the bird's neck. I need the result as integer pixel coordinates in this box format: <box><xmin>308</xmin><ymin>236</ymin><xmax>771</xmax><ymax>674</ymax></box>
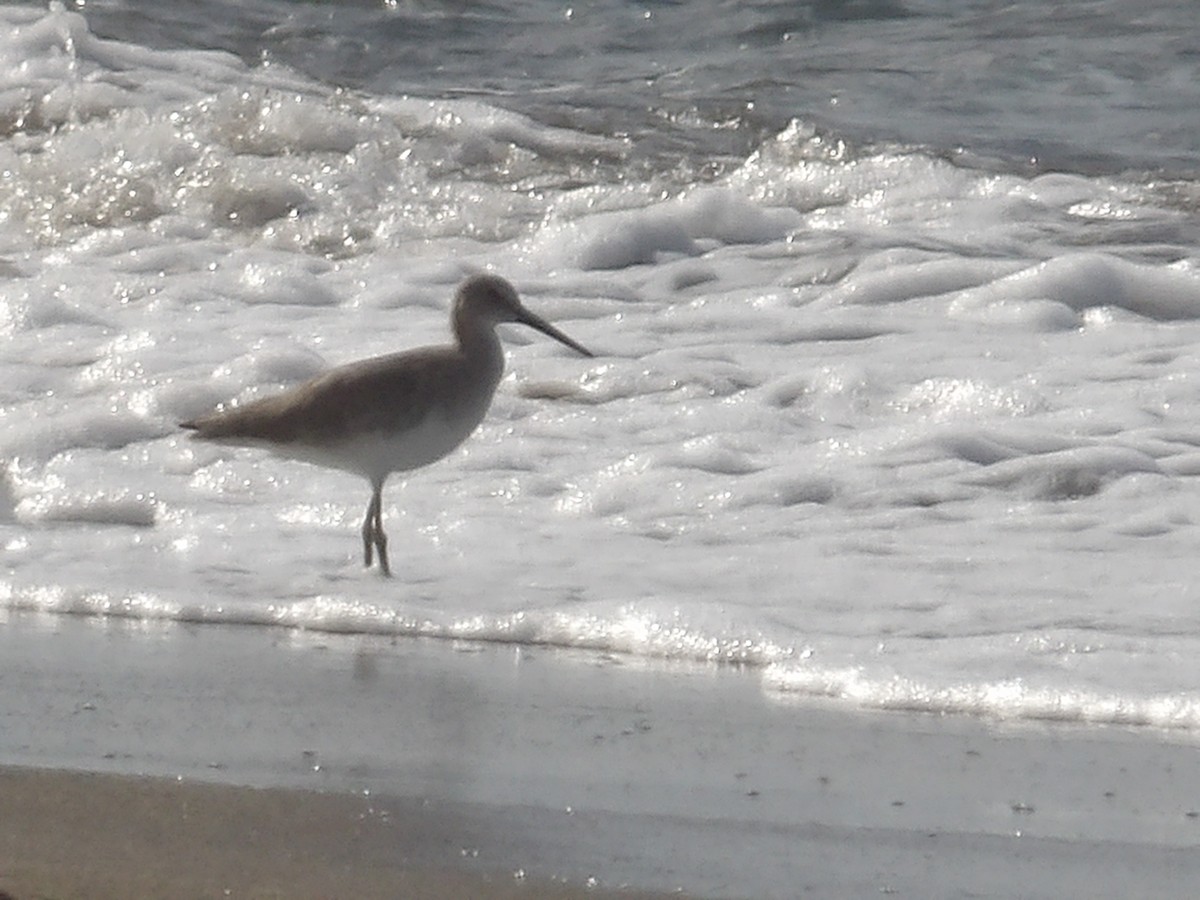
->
<box><xmin>455</xmin><ymin>315</ymin><xmax>506</xmax><ymax>386</ymax></box>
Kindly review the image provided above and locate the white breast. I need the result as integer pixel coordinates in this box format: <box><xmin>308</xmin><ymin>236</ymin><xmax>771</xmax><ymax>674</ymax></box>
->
<box><xmin>273</xmin><ymin>405</ymin><xmax>488</xmax><ymax>484</ymax></box>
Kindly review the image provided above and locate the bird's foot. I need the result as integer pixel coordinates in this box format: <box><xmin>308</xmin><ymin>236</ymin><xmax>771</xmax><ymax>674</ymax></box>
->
<box><xmin>376</xmin><ymin>535</ymin><xmax>391</xmax><ymax>578</ymax></box>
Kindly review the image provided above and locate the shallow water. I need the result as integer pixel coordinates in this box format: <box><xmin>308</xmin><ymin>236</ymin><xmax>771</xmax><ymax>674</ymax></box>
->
<box><xmin>2</xmin><ymin>1</ymin><xmax>1200</xmax><ymax>731</ymax></box>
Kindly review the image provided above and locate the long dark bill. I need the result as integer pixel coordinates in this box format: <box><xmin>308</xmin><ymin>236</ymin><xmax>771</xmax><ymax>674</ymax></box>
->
<box><xmin>519</xmin><ymin>308</ymin><xmax>595</xmax><ymax>357</ymax></box>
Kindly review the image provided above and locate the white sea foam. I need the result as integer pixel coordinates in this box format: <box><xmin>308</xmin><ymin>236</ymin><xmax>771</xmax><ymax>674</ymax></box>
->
<box><xmin>763</xmin><ymin>663</ymin><xmax>1200</xmax><ymax>731</ymax></box>
<box><xmin>2</xmin><ymin>4</ymin><xmax>1200</xmax><ymax>733</ymax></box>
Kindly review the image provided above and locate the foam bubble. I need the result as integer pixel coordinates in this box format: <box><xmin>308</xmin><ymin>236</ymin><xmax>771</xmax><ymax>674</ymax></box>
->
<box><xmin>233</xmin><ymin>262</ymin><xmax>339</xmax><ymax>306</ymax></box>
<box><xmin>540</xmin><ymin>208</ymin><xmax>699</xmax><ymax>271</ymax></box>
<box><xmin>17</xmin><ymin>489</ymin><xmax>157</xmax><ymax>527</ymax></box>
<box><xmin>964</xmin><ymin>445</ymin><xmax>1162</xmax><ymax>500</ymax></box>
<box><xmin>956</xmin><ymin>253</ymin><xmax>1200</xmax><ymax>321</ymax></box>
<box><xmin>824</xmin><ymin>258</ymin><xmax>1022</xmax><ymax>307</ymax></box>
<box><xmin>763</xmin><ymin>663</ymin><xmax>1200</xmax><ymax>731</ymax></box>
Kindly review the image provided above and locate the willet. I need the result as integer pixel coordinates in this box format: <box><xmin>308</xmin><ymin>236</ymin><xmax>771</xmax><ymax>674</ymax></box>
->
<box><xmin>181</xmin><ymin>273</ymin><xmax>593</xmax><ymax>576</ymax></box>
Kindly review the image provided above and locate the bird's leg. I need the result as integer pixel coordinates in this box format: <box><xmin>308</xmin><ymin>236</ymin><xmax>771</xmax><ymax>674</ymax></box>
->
<box><xmin>373</xmin><ymin>487</ymin><xmax>391</xmax><ymax>578</ymax></box>
<box><xmin>362</xmin><ymin>486</ymin><xmax>380</xmax><ymax>569</ymax></box>
<box><xmin>361</xmin><ymin>480</ymin><xmax>391</xmax><ymax>577</ymax></box>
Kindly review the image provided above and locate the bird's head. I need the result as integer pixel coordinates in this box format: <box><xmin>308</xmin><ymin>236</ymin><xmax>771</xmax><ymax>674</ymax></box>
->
<box><xmin>454</xmin><ymin>274</ymin><xmax>594</xmax><ymax>357</ymax></box>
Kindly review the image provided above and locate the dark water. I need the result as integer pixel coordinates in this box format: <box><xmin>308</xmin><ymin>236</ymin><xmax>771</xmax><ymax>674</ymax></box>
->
<box><xmin>72</xmin><ymin>0</ymin><xmax>1200</xmax><ymax>178</ymax></box>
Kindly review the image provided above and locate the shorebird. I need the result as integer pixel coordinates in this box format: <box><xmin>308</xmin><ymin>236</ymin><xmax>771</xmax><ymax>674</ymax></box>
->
<box><xmin>181</xmin><ymin>273</ymin><xmax>593</xmax><ymax>576</ymax></box>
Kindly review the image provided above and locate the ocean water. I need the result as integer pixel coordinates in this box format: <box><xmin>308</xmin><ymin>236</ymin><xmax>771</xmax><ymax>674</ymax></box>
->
<box><xmin>2</xmin><ymin>0</ymin><xmax>1200</xmax><ymax>731</ymax></box>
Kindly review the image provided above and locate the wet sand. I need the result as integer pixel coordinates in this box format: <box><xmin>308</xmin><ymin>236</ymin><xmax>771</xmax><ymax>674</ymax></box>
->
<box><xmin>2</xmin><ymin>611</ymin><xmax>1200</xmax><ymax>898</ymax></box>
<box><xmin>0</xmin><ymin>766</ymin><xmax>670</xmax><ymax>899</ymax></box>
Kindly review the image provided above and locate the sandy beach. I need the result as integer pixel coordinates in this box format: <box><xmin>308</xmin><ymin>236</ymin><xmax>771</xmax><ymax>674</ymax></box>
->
<box><xmin>0</xmin><ymin>766</ymin><xmax>674</xmax><ymax>899</ymax></box>
<box><xmin>2</xmin><ymin>611</ymin><xmax>1200</xmax><ymax>899</ymax></box>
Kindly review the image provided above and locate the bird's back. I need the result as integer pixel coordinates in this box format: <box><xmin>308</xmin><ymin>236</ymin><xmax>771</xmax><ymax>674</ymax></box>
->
<box><xmin>182</xmin><ymin>344</ymin><xmax>505</xmax><ymax>481</ymax></box>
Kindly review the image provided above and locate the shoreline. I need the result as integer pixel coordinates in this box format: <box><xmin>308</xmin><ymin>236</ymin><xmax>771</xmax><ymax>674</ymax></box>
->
<box><xmin>3</xmin><ymin>612</ymin><xmax>1200</xmax><ymax>898</ymax></box>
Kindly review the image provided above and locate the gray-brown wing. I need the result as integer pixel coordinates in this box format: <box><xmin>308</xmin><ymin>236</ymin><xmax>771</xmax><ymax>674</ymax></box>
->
<box><xmin>181</xmin><ymin>347</ymin><xmax>460</xmax><ymax>447</ymax></box>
